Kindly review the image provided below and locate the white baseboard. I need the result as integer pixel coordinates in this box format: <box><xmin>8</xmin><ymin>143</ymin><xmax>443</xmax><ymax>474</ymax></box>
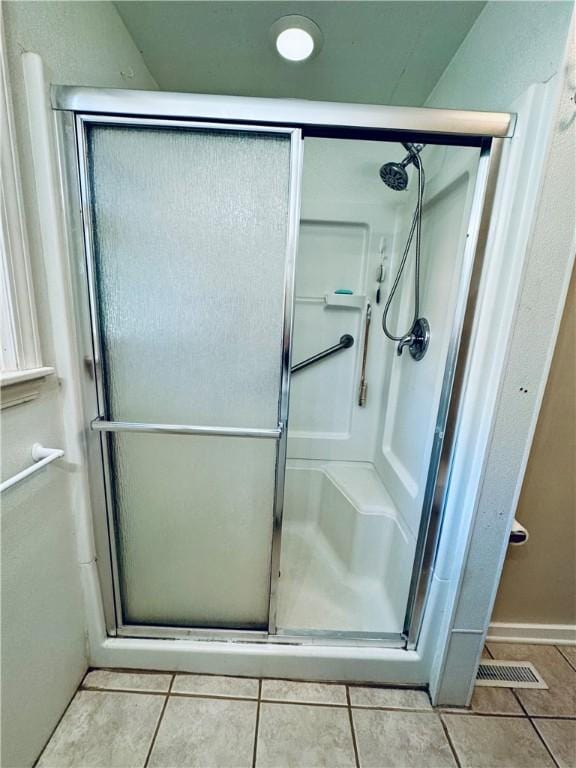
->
<box><xmin>488</xmin><ymin>622</ymin><xmax>576</xmax><ymax>646</ymax></box>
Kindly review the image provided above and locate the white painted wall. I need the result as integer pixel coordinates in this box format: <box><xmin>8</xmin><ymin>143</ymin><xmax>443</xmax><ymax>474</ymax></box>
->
<box><xmin>1</xmin><ymin>3</ymin><xmax>156</xmax><ymax>765</ymax></box>
<box><xmin>423</xmin><ymin>2</ymin><xmax>575</xmax><ymax>703</ymax></box>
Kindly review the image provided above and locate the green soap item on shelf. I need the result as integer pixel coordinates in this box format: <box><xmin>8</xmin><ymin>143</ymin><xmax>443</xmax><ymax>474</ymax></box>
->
<box><xmin>334</xmin><ymin>289</ymin><xmax>353</xmax><ymax>295</ymax></box>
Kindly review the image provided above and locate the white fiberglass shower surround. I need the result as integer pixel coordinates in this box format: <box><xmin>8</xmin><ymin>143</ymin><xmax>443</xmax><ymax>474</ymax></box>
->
<box><xmin>53</xmin><ymin>86</ymin><xmax>514</xmax><ymax>682</ymax></box>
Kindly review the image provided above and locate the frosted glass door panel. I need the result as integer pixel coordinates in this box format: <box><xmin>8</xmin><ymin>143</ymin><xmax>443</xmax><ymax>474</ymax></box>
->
<box><xmin>111</xmin><ymin>433</ymin><xmax>277</xmax><ymax>628</ymax></box>
<box><xmin>82</xmin><ymin>119</ymin><xmax>297</xmax><ymax>631</ymax></box>
<box><xmin>87</xmin><ymin>124</ymin><xmax>291</xmax><ymax>427</ymax></box>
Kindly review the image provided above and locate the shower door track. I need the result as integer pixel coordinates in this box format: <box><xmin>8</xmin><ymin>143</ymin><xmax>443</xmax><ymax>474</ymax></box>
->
<box><xmin>114</xmin><ymin>624</ymin><xmax>407</xmax><ymax>648</ymax></box>
<box><xmin>54</xmin><ymin>87</ymin><xmax>511</xmax><ymax>652</ymax></box>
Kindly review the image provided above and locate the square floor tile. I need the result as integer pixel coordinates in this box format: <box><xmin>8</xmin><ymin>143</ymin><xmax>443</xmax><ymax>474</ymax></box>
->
<box><xmin>533</xmin><ymin>718</ymin><xmax>576</xmax><ymax>768</ymax></box>
<box><xmin>82</xmin><ymin>669</ymin><xmax>172</xmax><ymax>693</ymax></box>
<box><xmin>488</xmin><ymin>643</ymin><xmax>576</xmax><ymax>717</ymax></box>
<box><xmin>171</xmin><ymin>673</ymin><xmax>258</xmax><ymax>699</ymax></box>
<box><xmin>256</xmin><ymin>702</ymin><xmax>356</xmax><ymax>767</ymax></box>
<box><xmin>148</xmin><ymin>696</ymin><xmax>257</xmax><ymax>768</ymax></box>
<box><xmin>469</xmin><ymin>686</ymin><xmax>524</xmax><ymax>715</ymax></box>
<box><xmin>37</xmin><ymin>690</ymin><xmax>164</xmax><ymax>768</ymax></box>
<box><xmin>443</xmin><ymin>714</ymin><xmax>556</xmax><ymax>767</ymax></box>
<box><xmin>261</xmin><ymin>679</ymin><xmax>347</xmax><ymax>705</ymax></box>
<box><xmin>349</xmin><ymin>686</ymin><xmax>431</xmax><ymax>710</ymax></box>
<box><xmin>353</xmin><ymin>710</ymin><xmax>456</xmax><ymax>767</ymax></box>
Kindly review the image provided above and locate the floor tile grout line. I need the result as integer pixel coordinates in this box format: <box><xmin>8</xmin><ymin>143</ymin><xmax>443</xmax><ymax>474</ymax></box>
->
<box><xmin>79</xmin><ymin>684</ymin><xmax>473</xmax><ymax>712</ymax></box>
<box><xmin>351</xmin><ymin>704</ymin><xmax>433</xmax><ymax>713</ymax></box>
<box><xmin>554</xmin><ymin>645</ymin><xmax>576</xmax><ymax>673</ymax></box>
<box><xmin>81</xmin><ymin>686</ymin><xmax>172</xmax><ymax>696</ymax></box>
<box><xmin>346</xmin><ymin>686</ymin><xmax>361</xmax><ymax>768</ymax></box>
<box><xmin>437</xmin><ymin>709</ymin><xmax>529</xmax><ymax>718</ymax></box>
<box><xmin>524</xmin><ymin>714</ymin><xmax>576</xmax><ymax>721</ymax></box>
<box><xmin>510</xmin><ymin>682</ymin><xmax>549</xmax><ymax>722</ymax></box>
<box><xmin>32</xmin><ymin>678</ymin><xmax>87</xmax><ymax>768</ymax></box>
<box><xmin>510</xmin><ymin>685</ymin><xmax>527</xmax><ymax>715</ymax></box>
<box><xmin>438</xmin><ymin>713</ymin><xmax>463</xmax><ymax>768</ymax></box>
<box><xmin>143</xmin><ymin>674</ymin><xmax>174</xmax><ymax>768</ymax></box>
<box><xmin>252</xmin><ymin>680</ymin><xmax>262</xmax><ymax>768</ymax></box>
<box><xmin>527</xmin><ymin>716</ymin><xmax>561</xmax><ymax>768</ymax></box>
<box><xmin>171</xmin><ymin>690</ymin><xmax>259</xmax><ymax>702</ymax></box>
<box><xmin>87</xmin><ymin>667</ymin><xmax>174</xmax><ymax>676</ymax></box>
<box><xmin>71</xmin><ymin>677</ymin><xmax>576</xmax><ymax>717</ymax></box>
<box><xmin>81</xmin><ymin>685</ymin><xmax>259</xmax><ymax>701</ymax></box>
<box><xmin>261</xmin><ymin>698</ymin><xmax>348</xmax><ymax>708</ymax></box>
<box><xmin>511</xmin><ymin>686</ymin><xmax>561</xmax><ymax>768</ymax></box>
<box><xmin>90</xmin><ymin>668</ymin><xmax>429</xmax><ymax>691</ymax></box>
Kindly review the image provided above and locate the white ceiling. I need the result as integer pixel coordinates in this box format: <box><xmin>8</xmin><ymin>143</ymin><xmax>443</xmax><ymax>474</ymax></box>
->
<box><xmin>115</xmin><ymin>1</ymin><xmax>486</xmax><ymax>106</ymax></box>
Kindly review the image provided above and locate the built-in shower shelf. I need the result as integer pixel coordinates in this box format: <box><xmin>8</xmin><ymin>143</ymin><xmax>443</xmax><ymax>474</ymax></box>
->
<box><xmin>324</xmin><ymin>293</ymin><xmax>366</xmax><ymax>310</ymax></box>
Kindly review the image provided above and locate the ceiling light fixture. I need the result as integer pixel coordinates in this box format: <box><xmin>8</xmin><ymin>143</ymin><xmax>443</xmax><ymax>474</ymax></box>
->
<box><xmin>270</xmin><ymin>16</ymin><xmax>323</xmax><ymax>63</ymax></box>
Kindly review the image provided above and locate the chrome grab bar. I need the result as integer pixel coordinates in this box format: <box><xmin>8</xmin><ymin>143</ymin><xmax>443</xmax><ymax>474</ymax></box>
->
<box><xmin>91</xmin><ymin>419</ymin><xmax>282</xmax><ymax>439</ymax></box>
<box><xmin>291</xmin><ymin>334</ymin><xmax>354</xmax><ymax>374</ymax></box>
<box><xmin>358</xmin><ymin>303</ymin><xmax>372</xmax><ymax>406</ymax></box>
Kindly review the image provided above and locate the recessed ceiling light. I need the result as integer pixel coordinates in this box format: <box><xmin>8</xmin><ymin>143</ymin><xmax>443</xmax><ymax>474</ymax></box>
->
<box><xmin>270</xmin><ymin>16</ymin><xmax>323</xmax><ymax>63</ymax></box>
<box><xmin>276</xmin><ymin>28</ymin><xmax>314</xmax><ymax>62</ymax></box>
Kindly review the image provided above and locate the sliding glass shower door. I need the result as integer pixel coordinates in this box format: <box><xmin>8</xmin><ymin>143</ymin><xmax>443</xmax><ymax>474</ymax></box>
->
<box><xmin>79</xmin><ymin>117</ymin><xmax>300</xmax><ymax>630</ymax></box>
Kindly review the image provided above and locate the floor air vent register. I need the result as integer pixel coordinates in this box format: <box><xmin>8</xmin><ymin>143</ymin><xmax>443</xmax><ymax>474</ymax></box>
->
<box><xmin>476</xmin><ymin>660</ymin><xmax>548</xmax><ymax>689</ymax></box>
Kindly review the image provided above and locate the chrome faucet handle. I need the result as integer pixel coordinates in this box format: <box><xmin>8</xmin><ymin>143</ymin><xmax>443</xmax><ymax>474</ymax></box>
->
<box><xmin>397</xmin><ymin>332</ymin><xmax>415</xmax><ymax>356</ymax></box>
<box><xmin>396</xmin><ymin>318</ymin><xmax>430</xmax><ymax>361</ymax></box>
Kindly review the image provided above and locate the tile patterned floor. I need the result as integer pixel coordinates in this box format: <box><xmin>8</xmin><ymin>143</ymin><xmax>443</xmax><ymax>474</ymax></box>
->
<box><xmin>36</xmin><ymin>644</ymin><xmax>576</xmax><ymax>768</ymax></box>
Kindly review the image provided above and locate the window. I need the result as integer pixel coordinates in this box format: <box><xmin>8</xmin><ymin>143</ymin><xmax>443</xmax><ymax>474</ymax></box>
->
<box><xmin>0</xmin><ymin>14</ymin><xmax>52</xmax><ymax>388</ymax></box>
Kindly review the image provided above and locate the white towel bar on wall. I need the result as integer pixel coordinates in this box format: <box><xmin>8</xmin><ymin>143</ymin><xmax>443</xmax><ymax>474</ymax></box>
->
<box><xmin>0</xmin><ymin>443</ymin><xmax>65</xmax><ymax>493</ymax></box>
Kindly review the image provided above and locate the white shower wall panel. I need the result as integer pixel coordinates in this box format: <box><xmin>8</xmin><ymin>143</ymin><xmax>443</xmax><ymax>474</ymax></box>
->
<box><xmin>374</xmin><ymin>145</ymin><xmax>482</xmax><ymax>536</ymax></box>
<box><xmin>288</xmin><ymin>138</ymin><xmax>404</xmax><ymax>462</ymax></box>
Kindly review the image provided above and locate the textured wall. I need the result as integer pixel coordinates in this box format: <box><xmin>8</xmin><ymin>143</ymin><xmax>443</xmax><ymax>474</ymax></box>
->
<box><xmin>428</xmin><ymin>0</ymin><xmax>576</xmax><ymax>630</ymax></box>
<box><xmin>493</xmin><ymin>267</ymin><xmax>576</xmax><ymax>625</ymax></box>
<box><xmin>428</xmin><ymin>0</ymin><xmax>574</xmax><ymax>111</ymax></box>
<box><xmin>1</xmin><ymin>3</ymin><xmax>155</xmax><ymax>766</ymax></box>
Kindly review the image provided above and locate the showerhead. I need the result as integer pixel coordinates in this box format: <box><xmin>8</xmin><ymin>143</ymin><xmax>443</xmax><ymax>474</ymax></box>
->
<box><xmin>379</xmin><ymin>142</ymin><xmax>425</xmax><ymax>191</ymax></box>
<box><xmin>379</xmin><ymin>161</ymin><xmax>409</xmax><ymax>191</ymax></box>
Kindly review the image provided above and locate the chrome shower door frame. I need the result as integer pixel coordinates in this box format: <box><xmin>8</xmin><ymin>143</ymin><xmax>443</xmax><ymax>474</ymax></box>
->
<box><xmin>403</xmin><ymin>137</ymin><xmax>504</xmax><ymax>647</ymax></box>
<box><xmin>71</xmin><ymin>112</ymin><xmax>303</xmax><ymax>639</ymax></box>
<box><xmin>54</xmin><ymin>87</ymin><xmax>512</xmax><ymax>649</ymax></box>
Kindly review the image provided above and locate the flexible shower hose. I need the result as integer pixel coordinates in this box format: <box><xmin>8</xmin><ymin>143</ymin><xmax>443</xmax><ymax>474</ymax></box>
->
<box><xmin>381</xmin><ymin>150</ymin><xmax>426</xmax><ymax>342</ymax></box>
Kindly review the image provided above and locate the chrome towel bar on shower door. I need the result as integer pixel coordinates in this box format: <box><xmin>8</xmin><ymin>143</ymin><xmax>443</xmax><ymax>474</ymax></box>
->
<box><xmin>291</xmin><ymin>334</ymin><xmax>354</xmax><ymax>374</ymax></box>
<box><xmin>90</xmin><ymin>419</ymin><xmax>283</xmax><ymax>439</ymax></box>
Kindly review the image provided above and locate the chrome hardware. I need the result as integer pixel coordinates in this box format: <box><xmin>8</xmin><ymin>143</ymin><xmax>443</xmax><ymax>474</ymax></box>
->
<box><xmin>291</xmin><ymin>334</ymin><xmax>354</xmax><ymax>374</ymax></box>
<box><xmin>51</xmin><ymin>86</ymin><xmax>516</xmax><ymax>138</ymax></box>
<box><xmin>91</xmin><ymin>419</ymin><xmax>282</xmax><ymax>439</ymax></box>
<box><xmin>358</xmin><ymin>303</ymin><xmax>371</xmax><ymax>406</ymax></box>
<box><xmin>396</xmin><ymin>317</ymin><xmax>430</xmax><ymax>361</ymax></box>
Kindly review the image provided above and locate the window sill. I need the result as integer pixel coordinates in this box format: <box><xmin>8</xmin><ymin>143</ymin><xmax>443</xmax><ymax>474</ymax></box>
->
<box><xmin>1</xmin><ymin>367</ymin><xmax>55</xmax><ymax>409</ymax></box>
<box><xmin>1</xmin><ymin>366</ymin><xmax>55</xmax><ymax>388</ymax></box>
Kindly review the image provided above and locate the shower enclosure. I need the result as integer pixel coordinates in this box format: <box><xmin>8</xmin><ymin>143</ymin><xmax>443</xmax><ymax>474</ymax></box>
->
<box><xmin>54</xmin><ymin>87</ymin><xmax>513</xmax><ymax>655</ymax></box>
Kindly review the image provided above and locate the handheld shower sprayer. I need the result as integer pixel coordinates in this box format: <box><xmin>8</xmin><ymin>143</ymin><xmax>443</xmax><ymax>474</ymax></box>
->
<box><xmin>378</xmin><ymin>142</ymin><xmax>430</xmax><ymax>361</ymax></box>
